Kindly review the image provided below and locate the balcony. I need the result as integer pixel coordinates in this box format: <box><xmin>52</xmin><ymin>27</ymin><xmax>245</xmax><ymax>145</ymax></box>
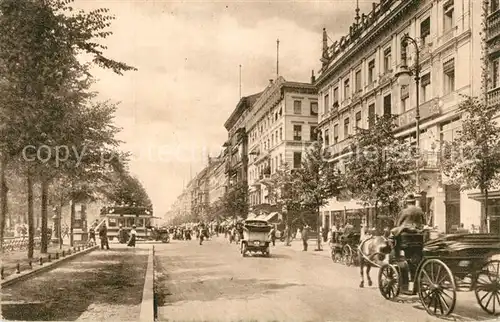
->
<box><xmin>396</xmin><ymin>98</ymin><xmax>441</xmax><ymax>129</ymax></box>
<box><xmin>340</xmin><ymin>97</ymin><xmax>352</xmax><ymax>110</ymax></box>
<box><xmin>420</xmin><ymin>151</ymin><xmax>440</xmax><ymax>171</ymax></box>
<box><xmin>438</xmin><ymin>26</ymin><xmax>457</xmax><ymax>45</ymax></box>
<box><xmin>487</xmin><ymin>87</ymin><xmax>500</xmax><ymax>109</ymax></box>
<box><xmin>487</xmin><ymin>10</ymin><xmax>500</xmax><ymax>41</ymax></box>
<box><xmin>325</xmin><ymin>137</ymin><xmax>354</xmax><ymax>159</ymax></box>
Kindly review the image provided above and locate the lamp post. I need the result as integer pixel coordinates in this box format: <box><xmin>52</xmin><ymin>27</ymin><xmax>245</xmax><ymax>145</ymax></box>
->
<box><xmin>395</xmin><ymin>33</ymin><xmax>422</xmax><ymax>207</ymax></box>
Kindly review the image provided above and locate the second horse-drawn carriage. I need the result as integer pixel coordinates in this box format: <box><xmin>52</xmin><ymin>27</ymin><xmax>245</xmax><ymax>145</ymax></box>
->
<box><xmin>376</xmin><ymin>229</ymin><xmax>500</xmax><ymax>317</ymax></box>
<box><xmin>330</xmin><ymin>230</ymin><xmax>361</xmax><ymax>266</ymax></box>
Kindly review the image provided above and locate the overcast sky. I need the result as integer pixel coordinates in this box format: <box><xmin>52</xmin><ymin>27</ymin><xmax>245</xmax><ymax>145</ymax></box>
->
<box><xmin>74</xmin><ymin>0</ymin><xmax>372</xmax><ymax>216</ymax></box>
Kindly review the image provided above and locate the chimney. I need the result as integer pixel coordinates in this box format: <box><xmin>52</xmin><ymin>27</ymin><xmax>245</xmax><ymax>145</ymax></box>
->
<box><xmin>372</xmin><ymin>2</ymin><xmax>376</xmax><ymax>12</ymax></box>
<box><xmin>311</xmin><ymin>70</ymin><xmax>316</xmax><ymax>84</ymax></box>
<box><xmin>269</xmin><ymin>79</ymin><xmax>273</xmax><ymax>85</ymax></box>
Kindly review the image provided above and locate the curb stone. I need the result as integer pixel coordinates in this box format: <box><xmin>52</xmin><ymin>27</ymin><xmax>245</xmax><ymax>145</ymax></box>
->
<box><xmin>1</xmin><ymin>244</ymin><xmax>99</xmax><ymax>288</ymax></box>
<box><xmin>139</xmin><ymin>245</ymin><xmax>154</xmax><ymax>322</ymax></box>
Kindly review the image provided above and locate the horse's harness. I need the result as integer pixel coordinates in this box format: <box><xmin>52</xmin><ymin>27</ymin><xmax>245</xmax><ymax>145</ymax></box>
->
<box><xmin>357</xmin><ymin>234</ymin><xmax>391</xmax><ymax>268</ymax></box>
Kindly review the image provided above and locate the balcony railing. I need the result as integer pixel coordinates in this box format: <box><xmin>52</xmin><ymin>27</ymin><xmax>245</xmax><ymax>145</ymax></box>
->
<box><xmin>487</xmin><ymin>87</ymin><xmax>500</xmax><ymax>109</ymax></box>
<box><xmin>396</xmin><ymin>98</ymin><xmax>440</xmax><ymax>128</ymax></box>
<box><xmin>439</xmin><ymin>26</ymin><xmax>457</xmax><ymax>45</ymax></box>
<box><xmin>487</xmin><ymin>9</ymin><xmax>500</xmax><ymax>41</ymax></box>
<box><xmin>420</xmin><ymin>151</ymin><xmax>440</xmax><ymax>170</ymax></box>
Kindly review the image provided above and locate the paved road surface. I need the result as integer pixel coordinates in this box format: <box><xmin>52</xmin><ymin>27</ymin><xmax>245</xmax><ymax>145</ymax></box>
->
<box><xmin>1</xmin><ymin>244</ymin><xmax>148</xmax><ymax>321</ymax></box>
<box><xmin>155</xmin><ymin>237</ymin><xmax>496</xmax><ymax>322</ymax></box>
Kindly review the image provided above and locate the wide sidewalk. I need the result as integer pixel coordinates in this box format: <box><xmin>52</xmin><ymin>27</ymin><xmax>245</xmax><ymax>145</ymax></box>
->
<box><xmin>1</xmin><ymin>236</ymin><xmax>81</xmax><ymax>279</ymax></box>
<box><xmin>1</xmin><ymin>242</ymin><xmax>152</xmax><ymax>321</ymax></box>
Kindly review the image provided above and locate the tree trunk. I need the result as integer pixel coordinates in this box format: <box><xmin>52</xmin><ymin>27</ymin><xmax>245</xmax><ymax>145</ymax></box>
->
<box><xmin>70</xmin><ymin>199</ymin><xmax>75</xmax><ymax>246</ymax></box>
<box><xmin>40</xmin><ymin>177</ymin><xmax>49</xmax><ymax>253</ymax></box>
<box><xmin>484</xmin><ymin>188</ymin><xmax>489</xmax><ymax>233</ymax></box>
<box><xmin>27</xmin><ymin>170</ymin><xmax>35</xmax><ymax>259</ymax></box>
<box><xmin>374</xmin><ymin>201</ymin><xmax>378</xmax><ymax>228</ymax></box>
<box><xmin>0</xmin><ymin>155</ymin><xmax>8</xmax><ymax>252</ymax></box>
<box><xmin>316</xmin><ymin>205</ymin><xmax>322</xmax><ymax>251</ymax></box>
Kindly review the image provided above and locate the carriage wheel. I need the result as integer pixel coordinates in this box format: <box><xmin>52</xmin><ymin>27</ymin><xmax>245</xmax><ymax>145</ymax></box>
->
<box><xmin>417</xmin><ymin>259</ymin><xmax>456</xmax><ymax>317</ymax></box>
<box><xmin>475</xmin><ymin>259</ymin><xmax>500</xmax><ymax>315</ymax></box>
<box><xmin>342</xmin><ymin>245</ymin><xmax>353</xmax><ymax>266</ymax></box>
<box><xmin>331</xmin><ymin>249</ymin><xmax>341</xmax><ymax>263</ymax></box>
<box><xmin>378</xmin><ymin>264</ymin><xmax>400</xmax><ymax>300</ymax></box>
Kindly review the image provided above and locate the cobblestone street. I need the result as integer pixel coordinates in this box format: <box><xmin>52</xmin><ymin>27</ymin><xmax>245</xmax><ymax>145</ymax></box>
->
<box><xmin>155</xmin><ymin>237</ymin><xmax>497</xmax><ymax>322</ymax></box>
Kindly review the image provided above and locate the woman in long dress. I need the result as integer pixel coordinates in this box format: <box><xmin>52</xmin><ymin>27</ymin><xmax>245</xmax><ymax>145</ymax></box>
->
<box><xmin>127</xmin><ymin>225</ymin><xmax>137</xmax><ymax>247</ymax></box>
<box><xmin>295</xmin><ymin>228</ymin><xmax>302</xmax><ymax>240</ymax></box>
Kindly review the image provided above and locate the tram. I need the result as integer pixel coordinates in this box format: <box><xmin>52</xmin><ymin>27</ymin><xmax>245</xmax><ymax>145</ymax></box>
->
<box><xmin>99</xmin><ymin>205</ymin><xmax>155</xmax><ymax>241</ymax></box>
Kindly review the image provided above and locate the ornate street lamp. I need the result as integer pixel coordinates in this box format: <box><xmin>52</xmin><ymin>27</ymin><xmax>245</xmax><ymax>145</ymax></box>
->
<box><xmin>395</xmin><ymin>33</ymin><xmax>422</xmax><ymax>207</ymax></box>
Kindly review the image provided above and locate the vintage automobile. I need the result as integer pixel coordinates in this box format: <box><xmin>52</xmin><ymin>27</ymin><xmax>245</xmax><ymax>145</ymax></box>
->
<box><xmin>240</xmin><ymin>219</ymin><xmax>272</xmax><ymax>257</ymax></box>
<box><xmin>149</xmin><ymin>226</ymin><xmax>170</xmax><ymax>243</ymax></box>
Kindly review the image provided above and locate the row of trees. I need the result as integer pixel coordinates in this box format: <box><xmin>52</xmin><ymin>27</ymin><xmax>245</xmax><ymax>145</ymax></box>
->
<box><xmin>0</xmin><ymin>0</ymin><xmax>150</xmax><ymax>257</ymax></box>
<box><xmin>181</xmin><ymin>95</ymin><xmax>500</xmax><ymax>236</ymax></box>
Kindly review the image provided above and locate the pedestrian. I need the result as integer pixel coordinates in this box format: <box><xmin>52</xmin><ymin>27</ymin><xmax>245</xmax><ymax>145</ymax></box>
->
<box><xmin>127</xmin><ymin>224</ymin><xmax>137</xmax><ymax>247</ymax></box>
<box><xmin>296</xmin><ymin>228</ymin><xmax>302</xmax><ymax>240</ymax></box>
<box><xmin>99</xmin><ymin>223</ymin><xmax>110</xmax><ymax>250</ymax></box>
<box><xmin>301</xmin><ymin>225</ymin><xmax>310</xmax><ymax>251</ymax></box>
<box><xmin>269</xmin><ymin>226</ymin><xmax>276</xmax><ymax>246</ymax></box>
<box><xmin>89</xmin><ymin>226</ymin><xmax>96</xmax><ymax>244</ymax></box>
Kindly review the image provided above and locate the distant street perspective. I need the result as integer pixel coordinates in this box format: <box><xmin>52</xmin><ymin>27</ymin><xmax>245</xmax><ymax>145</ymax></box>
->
<box><xmin>3</xmin><ymin>0</ymin><xmax>500</xmax><ymax>321</ymax></box>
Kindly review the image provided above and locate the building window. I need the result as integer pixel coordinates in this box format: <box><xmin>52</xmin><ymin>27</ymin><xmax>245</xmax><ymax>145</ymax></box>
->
<box><xmin>368</xmin><ymin>103</ymin><xmax>375</xmax><ymax>128</ymax></box>
<box><xmin>400</xmin><ymin>85</ymin><xmax>409</xmax><ymax>113</ymax></box>
<box><xmin>344</xmin><ymin>118</ymin><xmax>350</xmax><ymax>138</ymax></box>
<box><xmin>420</xmin><ymin>17</ymin><xmax>431</xmax><ymax>44</ymax></box>
<box><xmin>344</xmin><ymin>78</ymin><xmax>350</xmax><ymax>99</ymax></box>
<box><xmin>293</xmin><ymin>152</ymin><xmax>302</xmax><ymax>169</ymax></box>
<box><xmin>275</xmin><ymin>156</ymin><xmax>278</xmax><ymax>171</ymax></box>
<box><xmin>279</xmin><ymin>153</ymin><xmax>282</xmax><ymax>165</ymax></box>
<box><xmin>421</xmin><ymin>73</ymin><xmax>431</xmax><ymax>102</ymax></box>
<box><xmin>275</xmin><ymin>130</ymin><xmax>278</xmax><ymax>144</ymax></box>
<box><xmin>355</xmin><ymin>111</ymin><xmax>362</xmax><ymax>130</ymax></box>
<box><xmin>310</xmin><ymin>126</ymin><xmax>318</xmax><ymax>141</ymax></box>
<box><xmin>493</xmin><ymin>58</ymin><xmax>500</xmax><ymax>89</ymax></box>
<box><xmin>383</xmin><ymin>94</ymin><xmax>392</xmax><ymax>116</ymax></box>
<box><xmin>324</xmin><ymin>129</ymin><xmax>330</xmax><ymax>146</ymax></box>
<box><xmin>368</xmin><ymin>60</ymin><xmax>375</xmax><ymax>84</ymax></box>
<box><xmin>492</xmin><ymin>0</ymin><xmax>499</xmax><ymax>13</ymax></box>
<box><xmin>310</xmin><ymin>101</ymin><xmax>318</xmax><ymax>116</ymax></box>
<box><xmin>279</xmin><ymin>127</ymin><xmax>283</xmax><ymax>140</ymax></box>
<box><xmin>294</xmin><ymin>100</ymin><xmax>302</xmax><ymax>115</ymax></box>
<box><xmin>293</xmin><ymin>125</ymin><xmax>302</xmax><ymax>141</ymax></box>
<box><xmin>333</xmin><ymin>87</ymin><xmax>339</xmax><ymax>106</ymax></box>
<box><xmin>324</xmin><ymin>94</ymin><xmax>330</xmax><ymax>114</ymax></box>
<box><xmin>355</xmin><ymin>70</ymin><xmax>362</xmax><ymax>92</ymax></box>
<box><xmin>333</xmin><ymin>124</ymin><xmax>339</xmax><ymax>143</ymax></box>
<box><xmin>271</xmin><ymin>134</ymin><xmax>274</xmax><ymax>147</ymax></box>
<box><xmin>383</xmin><ymin>47</ymin><xmax>392</xmax><ymax>73</ymax></box>
<box><xmin>443</xmin><ymin>0</ymin><xmax>454</xmax><ymax>32</ymax></box>
<box><xmin>443</xmin><ymin>58</ymin><xmax>455</xmax><ymax>95</ymax></box>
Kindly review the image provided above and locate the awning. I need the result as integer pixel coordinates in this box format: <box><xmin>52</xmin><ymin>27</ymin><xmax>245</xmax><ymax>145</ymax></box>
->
<box><xmin>467</xmin><ymin>190</ymin><xmax>500</xmax><ymax>201</ymax></box>
<box><xmin>323</xmin><ymin>199</ymin><xmax>366</xmax><ymax>211</ymax></box>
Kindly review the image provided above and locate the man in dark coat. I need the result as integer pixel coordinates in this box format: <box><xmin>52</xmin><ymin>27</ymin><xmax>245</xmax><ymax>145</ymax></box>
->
<box><xmin>99</xmin><ymin>224</ymin><xmax>110</xmax><ymax>250</ymax></box>
<box><xmin>391</xmin><ymin>194</ymin><xmax>425</xmax><ymax>237</ymax></box>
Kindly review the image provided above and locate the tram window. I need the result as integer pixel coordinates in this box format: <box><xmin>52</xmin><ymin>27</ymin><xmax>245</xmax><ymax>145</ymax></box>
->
<box><xmin>136</xmin><ymin>218</ymin><xmax>144</xmax><ymax>227</ymax></box>
<box><xmin>108</xmin><ymin>218</ymin><xmax>117</xmax><ymax>227</ymax></box>
<box><xmin>126</xmin><ymin>218</ymin><xmax>134</xmax><ymax>227</ymax></box>
<box><xmin>118</xmin><ymin>218</ymin><xmax>125</xmax><ymax>227</ymax></box>
<box><xmin>145</xmin><ymin>218</ymin><xmax>151</xmax><ymax>228</ymax></box>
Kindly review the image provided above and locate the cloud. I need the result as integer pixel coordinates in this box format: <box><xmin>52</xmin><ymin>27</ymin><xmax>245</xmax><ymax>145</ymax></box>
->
<box><xmin>73</xmin><ymin>0</ymin><xmax>374</xmax><ymax>216</ymax></box>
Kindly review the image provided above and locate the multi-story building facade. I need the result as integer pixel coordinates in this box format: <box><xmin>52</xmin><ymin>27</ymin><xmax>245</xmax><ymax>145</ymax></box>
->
<box><xmin>246</xmin><ymin>77</ymin><xmax>318</xmax><ymax>210</ymax></box>
<box><xmin>316</xmin><ymin>0</ymin><xmax>482</xmax><ymax>233</ymax></box>
<box><xmin>223</xmin><ymin>93</ymin><xmax>262</xmax><ymax>209</ymax></box>
<box><xmin>190</xmin><ymin>168</ymin><xmax>210</xmax><ymax>220</ymax></box>
<box><xmin>207</xmin><ymin>154</ymin><xmax>226</xmax><ymax>213</ymax></box>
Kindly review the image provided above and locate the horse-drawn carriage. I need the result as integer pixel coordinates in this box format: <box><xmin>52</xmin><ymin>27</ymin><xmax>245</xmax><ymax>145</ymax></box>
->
<box><xmin>377</xmin><ymin>230</ymin><xmax>500</xmax><ymax>317</ymax></box>
<box><xmin>330</xmin><ymin>231</ymin><xmax>361</xmax><ymax>266</ymax></box>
